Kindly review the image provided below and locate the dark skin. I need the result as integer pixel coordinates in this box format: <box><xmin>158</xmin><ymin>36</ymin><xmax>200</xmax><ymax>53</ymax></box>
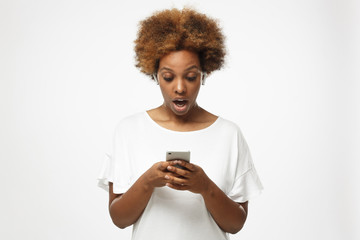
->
<box><xmin>109</xmin><ymin>50</ymin><xmax>248</xmax><ymax>234</ymax></box>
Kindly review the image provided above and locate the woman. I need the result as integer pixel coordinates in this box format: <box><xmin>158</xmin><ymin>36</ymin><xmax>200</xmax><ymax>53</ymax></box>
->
<box><xmin>98</xmin><ymin>8</ymin><xmax>263</xmax><ymax>240</ymax></box>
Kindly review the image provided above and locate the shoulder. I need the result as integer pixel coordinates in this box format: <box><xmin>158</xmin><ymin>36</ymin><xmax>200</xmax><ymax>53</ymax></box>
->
<box><xmin>114</xmin><ymin>112</ymin><xmax>147</xmax><ymax>133</ymax></box>
<box><xmin>217</xmin><ymin>117</ymin><xmax>242</xmax><ymax>133</ymax></box>
<box><xmin>215</xmin><ymin>117</ymin><xmax>249</xmax><ymax>143</ymax></box>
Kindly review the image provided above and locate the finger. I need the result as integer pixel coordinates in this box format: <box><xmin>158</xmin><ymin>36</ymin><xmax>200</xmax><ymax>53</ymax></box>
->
<box><xmin>166</xmin><ymin>183</ymin><xmax>188</xmax><ymax>191</ymax></box>
<box><xmin>167</xmin><ymin>165</ymin><xmax>190</xmax><ymax>177</ymax></box>
<box><xmin>164</xmin><ymin>174</ymin><xmax>187</xmax><ymax>186</ymax></box>
<box><xmin>166</xmin><ymin>172</ymin><xmax>182</xmax><ymax>178</ymax></box>
<box><xmin>169</xmin><ymin>160</ymin><xmax>196</xmax><ymax>172</ymax></box>
<box><xmin>158</xmin><ymin>161</ymin><xmax>169</xmax><ymax>171</ymax></box>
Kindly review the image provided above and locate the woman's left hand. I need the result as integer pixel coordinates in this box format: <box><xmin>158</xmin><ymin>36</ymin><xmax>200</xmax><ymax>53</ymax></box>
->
<box><xmin>165</xmin><ymin>160</ymin><xmax>211</xmax><ymax>194</ymax></box>
<box><xmin>166</xmin><ymin>160</ymin><xmax>248</xmax><ymax>234</ymax></box>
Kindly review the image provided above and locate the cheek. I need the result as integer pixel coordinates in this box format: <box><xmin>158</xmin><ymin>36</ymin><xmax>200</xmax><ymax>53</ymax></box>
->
<box><xmin>190</xmin><ymin>86</ymin><xmax>201</xmax><ymax>98</ymax></box>
<box><xmin>159</xmin><ymin>86</ymin><xmax>171</xmax><ymax>100</ymax></box>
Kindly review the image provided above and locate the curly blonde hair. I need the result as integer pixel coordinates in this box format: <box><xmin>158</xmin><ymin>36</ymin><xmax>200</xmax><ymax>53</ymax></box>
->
<box><xmin>134</xmin><ymin>8</ymin><xmax>226</xmax><ymax>79</ymax></box>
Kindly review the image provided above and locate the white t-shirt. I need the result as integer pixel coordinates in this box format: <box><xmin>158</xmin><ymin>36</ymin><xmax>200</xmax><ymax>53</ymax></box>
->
<box><xmin>98</xmin><ymin>112</ymin><xmax>263</xmax><ymax>240</ymax></box>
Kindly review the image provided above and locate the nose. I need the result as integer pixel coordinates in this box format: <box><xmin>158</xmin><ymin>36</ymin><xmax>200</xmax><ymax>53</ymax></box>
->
<box><xmin>174</xmin><ymin>78</ymin><xmax>186</xmax><ymax>94</ymax></box>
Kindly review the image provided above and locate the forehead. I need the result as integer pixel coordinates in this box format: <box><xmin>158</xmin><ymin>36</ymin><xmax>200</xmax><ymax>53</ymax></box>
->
<box><xmin>158</xmin><ymin>50</ymin><xmax>200</xmax><ymax>71</ymax></box>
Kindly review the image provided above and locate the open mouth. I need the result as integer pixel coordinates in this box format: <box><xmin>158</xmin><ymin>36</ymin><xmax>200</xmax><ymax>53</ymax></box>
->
<box><xmin>172</xmin><ymin>99</ymin><xmax>188</xmax><ymax>112</ymax></box>
<box><xmin>173</xmin><ymin>99</ymin><xmax>187</xmax><ymax>107</ymax></box>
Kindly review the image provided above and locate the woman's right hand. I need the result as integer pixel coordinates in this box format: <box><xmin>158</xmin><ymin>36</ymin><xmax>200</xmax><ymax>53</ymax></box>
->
<box><xmin>143</xmin><ymin>161</ymin><xmax>172</xmax><ymax>189</ymax></box>
<box><xmin>109</xmin><ymin>161</ymin><xmax>171</xmax><ymax>228</ymax></box>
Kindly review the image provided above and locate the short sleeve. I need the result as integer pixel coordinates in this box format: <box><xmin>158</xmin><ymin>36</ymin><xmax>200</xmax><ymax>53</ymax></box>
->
<box><xmin>228</xmin><ymin>128</ymin><xmax>263</xmax><ymax>203</ymax></box>
<box><xmin>97</xmin><ymin>124</ymin><xmax>133</xmax><ymax>194</ymax></box>
<box><xmin>97</xmin><ymin>152</ymin><xmax>113</xmax><ymax>191</ymax></box>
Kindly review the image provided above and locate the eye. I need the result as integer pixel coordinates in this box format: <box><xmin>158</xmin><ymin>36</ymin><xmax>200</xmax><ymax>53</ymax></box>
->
<box><xmin>161</xmin><ymin>73</ymin><xmax>174</xmax><ymax>82</ymax></box>
<box><xmin>164</xmin><ymin>77</ymin><xmax>174</xmax><ymax>82</ymax></box>
<box><xmin>186</xmin><ymin>76</ymin><xmax>197</xmax><ymax>81</ymax></box>
<box><xmin>185</xmin><ymin>72</ymin><xmax>199</xmax><ymax>82</ymax></box>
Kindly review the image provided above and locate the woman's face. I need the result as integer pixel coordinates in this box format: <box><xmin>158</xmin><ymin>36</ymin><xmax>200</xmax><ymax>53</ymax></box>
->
<box><xmin>157</xmin><ymin>50</ymin><xmax>202</xmax><ymax>117</ymax></box>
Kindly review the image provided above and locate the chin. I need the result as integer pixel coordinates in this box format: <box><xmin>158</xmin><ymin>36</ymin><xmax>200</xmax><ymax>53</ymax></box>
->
<box><xmin>170</xmin><ymin>105</ymin><xmax>190</xmax><ymax>116</ymax></box>
<box><xmin>172</xmin><ymin>109</ymin><xmax>189</xmax><ymax>116</ymax></box>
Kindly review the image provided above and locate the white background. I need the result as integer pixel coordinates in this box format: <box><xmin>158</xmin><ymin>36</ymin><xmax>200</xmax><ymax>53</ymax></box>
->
<box><xmin>1</xmin><ymin>0</ymin><xmax>359</xmax><ymax>239</ymax></box>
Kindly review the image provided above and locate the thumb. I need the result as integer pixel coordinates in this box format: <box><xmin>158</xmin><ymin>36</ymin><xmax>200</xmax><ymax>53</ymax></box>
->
<box><xmin>157</xmin><ymin>161</ymin><xmax>169</xmax><ymax>171</ymax></box>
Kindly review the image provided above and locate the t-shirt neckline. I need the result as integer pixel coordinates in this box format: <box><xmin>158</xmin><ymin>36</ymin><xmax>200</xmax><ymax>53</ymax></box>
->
<box><xmin>144</xmin><ymin>111</ymin><xmax>221</xmax><ymax>134</ymax></box>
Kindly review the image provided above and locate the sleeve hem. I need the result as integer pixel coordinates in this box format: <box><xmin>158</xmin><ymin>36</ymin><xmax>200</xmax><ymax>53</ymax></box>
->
<box><xmin>97</xmin><ymin>178</ymin><xmax>111</xmax><ymax>192</ymax></box>
<box><xmin>97</xmin><ymin>177</ymin><xmax>130</xmax><ymax>194</ymax></box>
<box><xmin>230</xmin><ymin>187</ymin><xmax>264</xmax><ymax>203</ymax></box>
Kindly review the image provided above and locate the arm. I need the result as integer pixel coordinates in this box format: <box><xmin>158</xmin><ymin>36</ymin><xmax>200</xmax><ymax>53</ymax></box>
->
<box><xmin>165</xmin><ymin>160</ymin><xmax>248</xmax><ymax>234</ymax></box>
<box><xmin>108</xmin><ymin>161</ymin><xmax>171</xmax><ymax>229</ymax></box>
<box><xmin>201</xmin><ymin>180</ymin><xmax>248</xmax><ymax>234</ymax></box>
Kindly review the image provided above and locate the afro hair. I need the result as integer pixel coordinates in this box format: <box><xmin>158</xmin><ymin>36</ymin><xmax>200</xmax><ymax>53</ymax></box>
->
<box><xmin>134</xmin><ymin>8</ymin><xmax>226</xmax><ymax>79</ymax></box>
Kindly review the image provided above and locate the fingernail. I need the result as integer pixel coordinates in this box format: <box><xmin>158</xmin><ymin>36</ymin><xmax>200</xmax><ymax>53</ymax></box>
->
<box><xmin>165</xmin><ymin>175</ymin><xmax>170</xmax><ymax>179</ymax></box>
<box><xmin>167</xmin><ymin>166</ymin><xmax>173</xmax><ymax>170</ymax></box>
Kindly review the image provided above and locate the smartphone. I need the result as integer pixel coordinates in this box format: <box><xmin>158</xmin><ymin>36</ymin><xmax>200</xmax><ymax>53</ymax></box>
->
<box><xmin>166</xmin><ymin>151</ymin><xmax>190</xmax><ymax>169</ymax></box>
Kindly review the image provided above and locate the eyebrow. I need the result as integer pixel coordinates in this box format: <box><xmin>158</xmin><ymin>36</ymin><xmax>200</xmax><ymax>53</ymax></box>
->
<box><xmin>159</xmin><ymin>65</ymin><xmax>200</xmax><ymax>73</ymax></box>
